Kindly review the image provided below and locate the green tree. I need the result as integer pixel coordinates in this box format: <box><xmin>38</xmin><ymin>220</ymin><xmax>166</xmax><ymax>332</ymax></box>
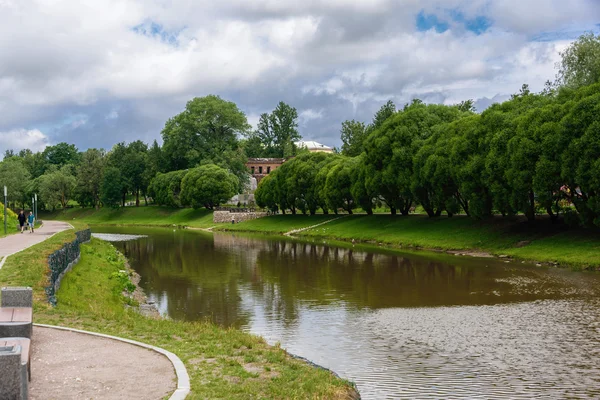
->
<box><xmin>148</xmin><ymin>170</ymin><xmax>187</xmax><ymax>207</ymax></box>
<box><xmin>162</xmin><ymin>95</ymin><xmax>251</xmax><ymax>171</ymax></box>
<box><xmin>180</xmin><ymin>164</ymin><xmax>239</xmax><ymax>209</ymax></box>
<box><xmin>75</xmin><ymin>148</ymin><xmax>105</xmax><ymax>208</ymax></box>
<box><xmin>100</xmin><ymin>167</ymin><xmax>123</xmax><ymax>208</ymax></box>
<box><xmin>43</xmin><ymin>142</ymin><xmax>80</xmax><ymax>167</ymax></box>
<box><xmin>254</xmin><ymin>174</ymin><xmax>278</xmax><ymax>212</ymax></box>
<box><xmin>556</xmin><ymin>32</ymin><xmax>600</xmax><ymax>89</ymax></box>
<box><xmin>324</xmin><ymin>157</ymin><xmax>356</xmax><ymax>214</ymax></box>
<box><xmin>38</xmin><ymin>166</ymin><xmax>76</xmax><ymax>210</ymax></box>
<box><xmin>340</xmin><ymin>120</ymin><xmax>367</xmax><ymax>157</ymax></box>
<box><xmin>371</xmin><ymin>100</ymin><xmax>396</xmax><ymax>130</ymax></box>
<box><xmin>0</xmin><ymin>158</ymin><xmax>31</xmax><ymax>209</ymax></box>
<box><xmin>253</xmin><ymin>102</ymin><xmax>300</xmax><ymax>158</ymax></box>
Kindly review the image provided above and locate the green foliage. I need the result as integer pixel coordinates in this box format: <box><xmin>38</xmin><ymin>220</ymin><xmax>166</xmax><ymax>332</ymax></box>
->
<box><xmin>556</xmin><ymin>32</ymin><xmax>600</xmax><ymax>89</ymax></box>
<box><xmin>0</xmin><ymin>157</ymin><xmax>31</xmax><ymax>207</ymax></box>
<box><xmin>38</xmin><ymin>166</ymin><xmax>76</xmax><ymax>210</ymax></box>
<box><xmin>110</xmin><ymin>270</ymin><xmax>136</xmax><ymax>293</ymax></box>
<box><xmin>0</xmin><ymin>203</ymin><xmax>17</xmax><ymax>233</ymax></box>
<box><xmin>148</xmin><ymin>170</ymin><xmax>187</xmax><ymax>207</ymax></box>
<box><xmin>101</xmin><ymin>167</ymin><xmax>124</xmax><ymax>208</ymax></box>
<box><xmin>161</xmin><ymin>95</ymin><xmax>251</xmax><ymax>171</ymax></box>
<box><xmin>250</xmin><ymin>101</ymin><xmax>301</xmax><ymax>158</ymax></box>
<box><xmin>75</xmin><ymin>148</ymin><xmax>105</xmax><ymax>208</ymax></box>
<box><xmin>43</xmin><ymin>142</ymin><xmax>80</xmax><ymax>168</ymax></box>
<box><xmin>181</xmin><ymin>164</ymin><xmax>239</xmax><ymax>209</ymax></box>
<box><xmin>340</xmin><ymin>120</ymin><xmax>367</xmax><ymax>157</ymax></box>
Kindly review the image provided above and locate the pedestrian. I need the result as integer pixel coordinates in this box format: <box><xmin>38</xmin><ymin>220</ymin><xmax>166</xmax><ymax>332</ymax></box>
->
<box><xmin>27</xmin><ymin>211</ymin><xmax>35</xmax><ymax>233</ymax></box>
<box><xmin>17</xmin><ymin>210</ymin><xmax>26</xmax><ymax>233</ymax></box>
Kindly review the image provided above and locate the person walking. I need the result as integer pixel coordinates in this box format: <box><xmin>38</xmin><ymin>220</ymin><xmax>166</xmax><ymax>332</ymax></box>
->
<box><xmin>27</xmin><ymin>211</ymin><xmax>35</xmax><ymax>233</ymax></box>
<box><xmin>17</xmin><ymin>210</ymin><xmax>26</xmax><ymax>233</ymax></box>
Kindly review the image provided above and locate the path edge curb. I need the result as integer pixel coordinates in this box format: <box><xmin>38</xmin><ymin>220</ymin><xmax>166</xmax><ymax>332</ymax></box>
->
<box><xmin>34</xmin><ymin>323</ymin><xmax>191</xmax><ymax>400</ymax></box>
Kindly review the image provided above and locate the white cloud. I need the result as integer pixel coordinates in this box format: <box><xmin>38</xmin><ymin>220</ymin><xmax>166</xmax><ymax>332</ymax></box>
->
<box><xmin>0</xmin><ymin>129</ymin><xmax>51</xmax><ymax>156</ymax></box>
<box><xmin>299</xmin><ymin>108</ymin><xmax>323</xmax><ymax>125</ymax></box>
<box><xmin>0</xmin><ymin>0</ymin><xmax>597</xmax><ymax>150</ymax></box>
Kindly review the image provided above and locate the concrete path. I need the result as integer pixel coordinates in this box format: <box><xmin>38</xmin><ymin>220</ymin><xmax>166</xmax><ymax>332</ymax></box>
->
<box><xmin>0</xmin><ymin>220</ymin><xmax>72</xmax><ymax>268</ymax></box>
<box><xmin>30</xmin><ymin>326</ymin><xmax>177</xmax><ymax>400</ymax></box>
<box><xmin>283</xmin><ymin>216</ymin><xmax>346</xmax><ymax>236</ymax></box>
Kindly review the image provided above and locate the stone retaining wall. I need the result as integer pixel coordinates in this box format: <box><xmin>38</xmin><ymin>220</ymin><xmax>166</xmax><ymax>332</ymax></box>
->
<box><xmin>213</xmin><ymin>211</ymin><xmax>268</xmax><ymax>224</ymax></box>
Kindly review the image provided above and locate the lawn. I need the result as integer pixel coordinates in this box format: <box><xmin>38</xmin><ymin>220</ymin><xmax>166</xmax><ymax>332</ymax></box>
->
<box><xmin>41</xmin><ymin>206</ymin><xmax>215</xmax><ymax>229</ymax></box>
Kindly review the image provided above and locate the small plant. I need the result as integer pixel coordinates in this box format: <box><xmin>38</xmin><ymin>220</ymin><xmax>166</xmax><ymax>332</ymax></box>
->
<box><xmin>110</xmin><ymin>270</ymin><xmax>136</xmax><ymax>293</ymax></box>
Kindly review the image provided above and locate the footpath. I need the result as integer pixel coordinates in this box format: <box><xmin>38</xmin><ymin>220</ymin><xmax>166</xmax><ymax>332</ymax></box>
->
<box><xmin>0</xmin><ymin>221</ymin><xmax>183</xmax><ymax>399</ymax></box>
<box><xmin>0</xmin><ymin>221</ymin><xmax>72</xmax><ymax>268</ymax></box>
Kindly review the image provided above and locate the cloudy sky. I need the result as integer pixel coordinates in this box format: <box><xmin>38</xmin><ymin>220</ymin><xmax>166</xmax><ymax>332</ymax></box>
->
<box><xmin>0</xmin><ymin>0</ymin><xmax>599</xmax><ymax>155</ymax></box>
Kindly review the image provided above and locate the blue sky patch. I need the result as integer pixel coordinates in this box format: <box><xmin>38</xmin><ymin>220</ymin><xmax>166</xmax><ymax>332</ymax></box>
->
<box><xmin>132</xmin><ymin>20</ymin><xmax>181</xmax><ymax>45</ymax></box>
<box><xmin>416</xmin><ymin>11</ymin><xmax>449</xmax><ymax>33</ymax></box>
<box><xmin>416</xmin><ymin>10</ymin><xmax>492</xmax><ymax>35</ymax></box>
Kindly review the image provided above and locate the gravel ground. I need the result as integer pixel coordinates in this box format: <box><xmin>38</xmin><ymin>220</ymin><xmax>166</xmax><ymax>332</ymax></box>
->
<box><xmin>29</xmin><ymin>326</ymin><xmax>176</xmax><ymax>400</ymax></box>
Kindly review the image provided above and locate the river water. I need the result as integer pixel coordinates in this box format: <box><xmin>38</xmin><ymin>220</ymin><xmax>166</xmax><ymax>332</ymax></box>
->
<box><xmin>94</xmin><ymin>227</ymin><xmax>600</xmax><ymax>399</ymax></box>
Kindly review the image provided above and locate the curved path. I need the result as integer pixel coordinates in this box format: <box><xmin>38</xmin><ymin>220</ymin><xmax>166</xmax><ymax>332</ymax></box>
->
<box><xmin>30</xmin><ymin>326</ymin><xmax>177</xmax><ymax>400</ymax></box>
<box><xmin>0</xmin><ymin>220</ymin><xmax>189</xmax><ymax>398</ymax></box>
<box><xmin>0</xmin><ymin>220</ymin><xmax>72</xmax><ymax>268</ymax></box>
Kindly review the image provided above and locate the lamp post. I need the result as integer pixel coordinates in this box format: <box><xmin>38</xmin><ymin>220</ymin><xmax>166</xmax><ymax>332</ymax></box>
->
<box><xmin>3</xmin><ymin>186</ymin><xmax>7</xmax><ymax>235</ymax></box>
<box><xmin>34</xmin><ymin>193</ymin><xmax>37</xmax><ymax>220</ymax></box>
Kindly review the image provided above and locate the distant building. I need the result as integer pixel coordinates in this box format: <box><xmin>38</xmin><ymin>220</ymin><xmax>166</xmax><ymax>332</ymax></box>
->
<box><xmin>246</xmin><ymin>158</ymin><xmax>285</xmax><ymax>184</ymax></box>
<box><xmin>294</xmin><ymin>140</ymin><xmax>333</xmax><ymax>153</ymax></box>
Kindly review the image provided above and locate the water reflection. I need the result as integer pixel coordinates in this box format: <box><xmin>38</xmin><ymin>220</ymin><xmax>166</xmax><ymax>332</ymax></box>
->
<box><xmin>96</xmin><ymin>227</ymin><xmax>600</xmax><ymax>399</ymax></box>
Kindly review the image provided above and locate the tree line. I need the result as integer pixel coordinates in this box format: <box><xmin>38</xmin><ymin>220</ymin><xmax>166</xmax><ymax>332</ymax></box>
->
<box><xmin>0</xmin><ymin>94</ymin><xmax>303</xmax><ymax>211</ymax></box>
<box><xmin>255</xmin><ymin>33</ymin><xmax>600</xmax><ymax>228</ymax></box>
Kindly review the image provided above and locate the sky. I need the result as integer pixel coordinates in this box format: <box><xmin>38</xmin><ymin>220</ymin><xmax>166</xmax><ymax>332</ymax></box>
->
<box><xmin>0</xmin><ymin>0</ymin><xmax>599</xmax><ymax>156</ymax></box>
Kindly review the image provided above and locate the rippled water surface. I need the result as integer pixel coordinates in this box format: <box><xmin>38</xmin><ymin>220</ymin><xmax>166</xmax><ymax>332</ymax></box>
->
<box><xmin>95</xmin><ymin>226</ymin><xmax>600</xmax><ymax>399</ymax></box>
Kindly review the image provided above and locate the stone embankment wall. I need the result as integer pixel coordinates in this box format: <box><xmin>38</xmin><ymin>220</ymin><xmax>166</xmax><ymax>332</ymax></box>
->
<box><xmin>213</xmin><ymin>211</ymin><xmax>268</xmax><ymax>224</ymax></box>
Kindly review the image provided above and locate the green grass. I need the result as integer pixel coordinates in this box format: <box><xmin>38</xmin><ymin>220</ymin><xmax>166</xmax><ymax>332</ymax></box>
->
<box><xmin>218</xmin><ymin>214</ymin><xmax>342</xmax><ymax>234</ymax></box>
<box><xmin>219</xmin><ymin>214</ymin><xmax>600</xmax><ymax>269</ymax></box>
<box><xmin>0</xmin><ymin>225</ymin><xmax>356</xmax><ymax>399</ymax></box>
<box><xmin>41</xmin><ymin>206</ymin><xmax>216</xmax><ymax>229</ymax></box>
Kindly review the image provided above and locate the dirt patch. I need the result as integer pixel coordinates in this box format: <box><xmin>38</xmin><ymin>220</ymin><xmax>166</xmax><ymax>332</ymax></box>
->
<box><xmin>30</xmin><ymin>326</ymin><xmax>176</xmax><ymax>400</ymax></box>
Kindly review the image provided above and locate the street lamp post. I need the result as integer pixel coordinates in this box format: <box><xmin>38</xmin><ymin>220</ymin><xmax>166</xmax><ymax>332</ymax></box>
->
<box><xmin>34</xmin><ymin>193</ymin><xmax>37</xmax><ymax>221</ymax></box>
<box><xmin>3</xmin><ymin>186</ymin><xmax>7</xmax><ymax>235</ymax></box>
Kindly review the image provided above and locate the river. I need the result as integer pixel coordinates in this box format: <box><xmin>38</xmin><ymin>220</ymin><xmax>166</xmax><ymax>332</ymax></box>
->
<box><xmin>93</xmin><ymin>226</ymin><xmax>600</xmax><ymax>399</ymax></box>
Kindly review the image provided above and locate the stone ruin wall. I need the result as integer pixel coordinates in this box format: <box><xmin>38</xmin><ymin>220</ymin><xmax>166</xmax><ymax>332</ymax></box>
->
<box><xmin>213</xmin><ymin>210</ymin><xmax>268</xmax><ymax>224</ymax></box>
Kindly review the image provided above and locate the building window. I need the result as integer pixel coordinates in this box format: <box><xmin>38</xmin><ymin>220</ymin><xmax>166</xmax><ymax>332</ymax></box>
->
<box><xmin>251</xmin><ymin>166</ymin><xmax>255</xmax><ymax>174</ymax></box>
<box><xmin>259</xmin><ymin>166</ymin><xmax>263</xmax><ymax>174</ymax></box>
<box><xmin>267</xmin><ymin>166</ymin><xmax>271</xmax><ymax>174</ymax></box>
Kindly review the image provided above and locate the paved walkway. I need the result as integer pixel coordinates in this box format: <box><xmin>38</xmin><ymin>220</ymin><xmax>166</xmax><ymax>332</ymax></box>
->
<box><xmin>30</xmin><ymin>326</ymin><xmax>177</xmax><ymax>400</ymax></box>
<box><xmin>0</xmin><ymin>220</ymin><xmax>72</xmax><ymax>268</ymax></box>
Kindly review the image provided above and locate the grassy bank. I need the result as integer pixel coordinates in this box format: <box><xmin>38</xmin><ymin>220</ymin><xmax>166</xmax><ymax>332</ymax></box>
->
<box><xmin>218</xmin><ymin>214</ymin><xmax>600</xmax><ymax>269</ymax></box>
<box><xmin>41</xmin><ymin>206</ymin><xmax>215</xmax><ymax>229</ymax></box>
<box><xmin>0</xmin><ymin>225</ymin><xmax>356</xmax><ymax>399</ymax></box>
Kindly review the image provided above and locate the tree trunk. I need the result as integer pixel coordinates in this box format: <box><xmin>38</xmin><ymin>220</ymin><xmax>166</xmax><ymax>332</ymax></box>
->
<box><xmin>435</xmin><ymin>208</ymin><xmax>442</xmax><ymax>217</ymax></box>
<box><xmin>136</xmin><ymin>189</ymin><xmax>140</xmax><ymax>207</ymax></box>
<box><xmin>144</xmin><ymin>194</ymin><xmax>148</xmax><ymax>206</ymax></box>
<box><xmin>401</xmin><ymin>201</ymin><xmax>412</xmax><ymax>216</ymax></box>
<box><xmin>525</xmin><ymin>190</ymin><xmax>535</xmax><ymax>222</ymax></box>
<box><xmin>122</xmin><ymin>192</ymin><xmax>126</xmax><ymax>207</ymax></box>
<box><xmin>322</xmin><ymin>207</ymin><xmax>328</xmax><ymax>215</ymax></box>
<box><xmin>425</xmin><ymin>208</ymin><xmax>435</xmax><ymax>217</ymax></box>
<box><xmin>390</xmin><ymin>206</ymin><xmax>397</xmax><ymax>215</ymax></box>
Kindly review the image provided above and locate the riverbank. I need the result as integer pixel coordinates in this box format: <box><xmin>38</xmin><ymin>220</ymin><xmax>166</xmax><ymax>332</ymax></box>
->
<box><xmin>0</xmin><ymin>223</ymin><xmax>358</xmax><ymax>399</ymax></box>
<box><xmin>40</xmin><ymin>207</ymin><xmax>600</xmax><ymax>269</ymax></box>
<box><xmin>41</xmin><ymin>206</ymin><xmax>216</xmax><ymax>229</ymax></box>
<box><xmin>218</xmin><ymin>214</ymin><xmax>600</xmax><ymax>269</ymax></box>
